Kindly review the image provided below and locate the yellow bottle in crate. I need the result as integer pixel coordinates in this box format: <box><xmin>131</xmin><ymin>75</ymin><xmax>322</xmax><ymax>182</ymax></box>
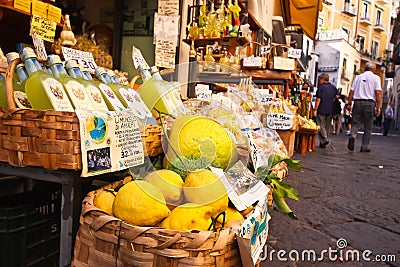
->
<box><xmin>5</xmin><ymin>52</ymin><xmax>26</xmax><ymax>92</ymax></box>
<box><xmin>65</xmin><ymin>60</ymin><xmax>109</xmax><ymax>111</ymax></box>
<box><xmin>0</xmin><ymin>73</ymin><xmax>5</xmax><ymax>108</ymax></box>
<box><xmin>94</xmin><ymin>67</ymin><xmax>126</xmax><ymax>112</ymax></box>
<box><xmin>20</xmin><ymin>47</ymin><xmax>74</xmax><ymax>111</ymax></box>
<box><xmin>47</xmin><ymin>55</ymin><xmax>95</xmax><ymax>110</ymax></box>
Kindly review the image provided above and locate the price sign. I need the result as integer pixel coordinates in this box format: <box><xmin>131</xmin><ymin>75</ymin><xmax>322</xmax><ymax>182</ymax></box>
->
<box><xmin>254</xmin><ymin>89</ymin><xmax>274</xmax><ymax>105</ymax></box>
<box><xmin>195</xmin><ymin>84</ymin><xmax>212</xmax><ymax>102</ymax></box>
<box><xmin>30</xmin><ymin>15</ymin><xmax>57</xmax><ymax>43</ymax></box>
<box><xmin>243</xmin><ymin>56</ymin><xmax>262</xmax><ymax>67</ymax></box>
<box><xmin>246</xmin><ymin>131</ymin><xmax>262</xmax><ymax>170</ymax></box>
<box><xmin>32</xmin><ymin>33</ymin><xmax>47</xmax><ymax>61</ymax></box>
<box><xmin>266</xmin><ymin>113</ymin><xmax>294</xmax><ymax>130</ymax></box>
<box><xmin>288</xmin><ymin>48</ymin><xmax>302</xmax><ymax>59</ymax></box>
<box><xmin>62</xmin><ymin>47</ymin><xmax>98</xmax><ymax>74</ymax></box>
<box><xmin>132</xmin><ymin>46</ymin><xmax>150</xmax><ymax>69</ymax></box>
<box><xmin>227</xmin><ymin>86</ymin><xmax>239</xmax><ymax>93</ymax></box>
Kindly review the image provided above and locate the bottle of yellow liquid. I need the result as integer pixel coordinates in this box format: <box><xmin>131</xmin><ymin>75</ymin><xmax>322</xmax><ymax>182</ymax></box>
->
<box><xmin>149</xmin><ymin>66</ymin><xmax>187</xmax><ymax>116</ymax></box>
<box><xmin>94</xmin><ymin>67</ymin><xmax>125</xmax><ymax>112</ymax></box>
<box><xmin>204</xmin><ymin>46</ymin><xmax>216</xmax><ymax>71</ymax></box>
<box><xmin>0</xmin><ymin>73</ymin><xmax>5</xmax><ymax>108</ymax></box>
<box><xmin>65</xmin><ymin>60</ymin><xmax>109</xmax><ymax>111</ymax></box>
<box><xmin>6</xmin><ymin>52</ymin><xmax>27</xmax><ymax>92</ymax></box>
<box><xmin>20</xmin><ymin>47</ymin><xmax>74</xmax><ymax>111</ymax></box>
<box><xmin>106</xmin><ymin>69</ymin><xmax>155</xmax><ymax>125</ymax></box>
<box><xmin>219</xmin><ymin>50</ymin><xmax>231</xmax><ymax>73</ymax></box>
<box><xmin>138</xmin><ymin>65</ymin><xmax>180</xmax><ymax>116</ymax></box>
<box><xmin>47</xmin><ymin>55</ymin><xmax>95</xmax><ymax>110</ymax></box>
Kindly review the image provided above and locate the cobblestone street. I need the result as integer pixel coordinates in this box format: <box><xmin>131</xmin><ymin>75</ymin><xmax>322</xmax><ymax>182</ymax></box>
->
<box><xmin>262</xmin><ymin>129</ymin><xmax>400</xmax><ymax>267</ymax></box>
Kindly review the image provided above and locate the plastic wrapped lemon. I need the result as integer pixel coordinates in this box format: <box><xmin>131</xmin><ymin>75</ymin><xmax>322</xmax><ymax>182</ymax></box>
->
<box><xmin>144</xmin><ymin>169</ymin><xmax>184</xmax><ymax>207</ymax></box>
<box><xmin>112</xmin><ymin>180</ymin><xmax>170</xmax><ymax>226</ymax></box>
<box><xmin>183</xmin><ymin>169</ymin><xmax>228</xmax><ymax>216</ymax></box>
<box><xmin>160</xmin><ymin>203</ymin><xmax>215</xmax><ymax>231</ymax></box>
<box><xmin>167</xmin><ymin>115</ymin><xmax>237</xmax><ymax>170</ymax></box>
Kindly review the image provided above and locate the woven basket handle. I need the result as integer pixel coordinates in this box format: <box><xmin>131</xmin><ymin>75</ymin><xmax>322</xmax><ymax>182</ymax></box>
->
<box><xmin>90</xmin><ymin>214</ymin><xmax>121</xmax><ymax>231</ymax></box>
<box><xmin>5</xmin><ymin>58</ymin><xmax>21</xmax><ymax>109</ymax></box>
<box><xmin>150</xmin><ymin>233</ymin><xmax>182</xmax><ymax>250</ymax></box>
<box><xmin>268</xmin><ymin>44</ymin><xmax>291</xmax><ymax>60</ymax></box>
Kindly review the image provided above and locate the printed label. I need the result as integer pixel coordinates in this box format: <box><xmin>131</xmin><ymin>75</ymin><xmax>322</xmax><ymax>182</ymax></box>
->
<box><xmin>64</xmin><ymin>80</ymin><xmax>95</xmax><ymax>110</ymax></box>
<box><xmin>128</xmin><ymin>89</ymin><xmax>154</xmax><ymax>118</ymax></box>
<box><xmin>98</xmin><ymin>83</ymin><xmax>125</xmax><ymax>112</ymax></box>
<box><xmin>85</xmin><ymin>85</ymin><xmax>109</xmax><ymax>111</ymax></box>
<box><xmin>41</xmin><ymin>77</ymin><xmax>74</xmax><ymax>111</ymax></box>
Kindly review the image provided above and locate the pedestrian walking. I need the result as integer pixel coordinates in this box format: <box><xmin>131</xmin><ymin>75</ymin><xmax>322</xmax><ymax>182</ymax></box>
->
<box><xmin>332</xmin><ymin>96</ymin><xmax>343</xmax><ymax>135</ymax></box>
<box><xmin>347</xmin><ymin>62</ymin><xmax>383</xmax><ymax>152</ymax></box>
<box><xmin>344</xmin><ymin>102</ymin><xmax>352</xmax><ymax>135</ymax></box>
<box><xmin>383</xmin><ymin>101</ymin><xmax>394</xmax><ymax>136</ymax></box>
<box><xmin>313</xmin><ymin>73</ymin><xmax>338</xmax><ymax>148</ymax></box>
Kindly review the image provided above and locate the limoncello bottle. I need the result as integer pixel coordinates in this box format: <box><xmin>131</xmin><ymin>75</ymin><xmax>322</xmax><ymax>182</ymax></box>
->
<box><xmin>105</xmin><ymin>69</ymin><xmax>155</xmax><ymax>124</ymax></box>
<box><xmin>139</xmin><ymin>65</ymin><xmax>181</xmax><ymax>117</ymax></box>
<box><xmin>20</xmin><ymin>47</ymin><xmax>74</xmax><ymax>111</ymax></box>
<box><xmin>13</xmin><ymin>64</ymin><xmax>31</xmax><ymax>109</ymax></box>
<box><xmin>93</xmin><ymin>67</ymin><xmax>125</xmax><ymax>111</ymax></box>
<box><xmin>0</xmin><ymin>73</ymin><xmax>5</xmax><ymax>108</ymax></box>
<box><xmin>47</xmin><ymin>55</ymin><xmax>95</xmax><ymax>110</ymax></box>
<box><xmin>65</xmin><ymin>60</ymin><xmax>109</xmax><ymax>111</ymax></box>
<box><xmin>149</xmin><ymin>66</ymin><xmax>187</xmax><ymax>116</ymax></box>
<box><xmin>6</xmin><ymin>52</ymin><xmax>25</xmax><ymax>92</ymax></box>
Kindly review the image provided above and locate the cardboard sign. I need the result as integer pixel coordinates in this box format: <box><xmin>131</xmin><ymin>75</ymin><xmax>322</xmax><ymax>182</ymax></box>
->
<box><xmin>237</xmin><ymin>196</ymin><xmax>271</xmax><ymax>266</ymax></box>
<box><xmin>254</xmin><ymin>89</ymin><xmax>275</xmax><ymax>105</ymax></box>
<box><xmin>266</xmin><ymin>113</ymin><xmax>294</xmax><ymax>130</ymax></box>
<box><xmin>243</xmin><ymin>56</ymin><xmax>262</xmax><ymax>67</ymax></box>
<box><xmin>288</xmin><ymin>48</ymin><xmax>302</xmax><ymax>59</ymax></box>
<box><xmin>62</xmin><ymin>47</ymin><xmax>98</xmax><ymax>74</ymax></box>
<box><xmin>32</xmin><ymin>33</ymin><xmax>47</xmax><ymax>61</ymax></box>
<box><xmin>14</xmin><ymin>0</ymin><xmax>31</xmax><ymax>13</ymax></box>
<box><xmin>31</xmin><ymin>0</ymin><xmax>47</xmax><ymax>18</ymax></box>
<box><xmin>47</xmin><ymin>4</ymin><xmax>62</xmax><ymax>23</ymax></box>
<box><xmin>76</xmin><ymin>110</ymin><xmax>144</xmax><ymax>177</ymax></box>
<box><xmin>132</xmin><ymin>46</ymin><xmax>150</xmax><ymax>69</ymax></box>
<box><xmin>31</xmin><ymin>15</ymin><xmax>57</xmax><ymax>43</ymax></box>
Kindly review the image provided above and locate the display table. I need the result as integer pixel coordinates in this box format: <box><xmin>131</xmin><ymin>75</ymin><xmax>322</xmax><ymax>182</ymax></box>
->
<box><xmin>295</xmin><ymin>128</ymin><xmax>318</xmax><ymax>154</ymax></box>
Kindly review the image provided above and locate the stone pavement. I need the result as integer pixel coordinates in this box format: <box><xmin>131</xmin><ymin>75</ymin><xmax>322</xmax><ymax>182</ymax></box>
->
<box><xmin>261</xmin><ymin>129</ymin><xmax>400</xmax><ymax>267</ymax></box>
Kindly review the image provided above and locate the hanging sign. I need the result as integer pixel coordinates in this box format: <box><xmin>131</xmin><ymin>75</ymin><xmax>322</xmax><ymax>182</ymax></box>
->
<box><xmin>30</xmin><ymin>15</ymin><xmax>57</xmax><ymax>43</ymax></box>
<box><xmin>62</xmin><ymin>47</ymin><xmax>98</xmax><ymax>74</ymax></box>
<box><xmin>14</xmin><ymin>0</ymin><xmax>31</xmax><ymax>13</ymax></box>
<box><xmin>31</xmin><ymin>0</ymin><xmax>48</xmax><ymax>18</ymax></box>
<box><xmin>47</xmin><ymin>4</ymin><xmax>62</xmax><ymax>23</ymax></box>
<box><xmin>243</xmin><ymin>56</ymin><xmax>262</xmax><ymax>67</ymax></box>
<box><xmin>288</xmin><ymin>48</ymin><xmax>302</xmax><ymax>59</ymax></box>
<box><xmin>32</xmin><ymin>33</ymin><xmax>47</xmax><ymax>61</ymax></box>
<box><xmin>266</xmin><ymin>113</ymin><xmax>294</xmax><ymax>130</ymax></box>
<box><xmin>76</xmin><ymin>110</ymin><xmax>144</xmax><ymax>177</ymax></box>
<box><xmin>132</xmin><ymin>46</ymin><xmax>150</xmax><ymax>70</ymax></box>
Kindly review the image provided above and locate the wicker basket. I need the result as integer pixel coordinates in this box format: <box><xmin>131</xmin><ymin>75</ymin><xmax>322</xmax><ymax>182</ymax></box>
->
<box><xmin>72</xmin><ymin>176</ymin><xmax>243</xmax><ymax>267</ymax></box>
<box><xmin>267</xmin><ymin>44</ymin><xmax>295</xmax><ymax>71</ymax></box>
<box><xmin>0</xmin><ymin>59</ymin><xmax>163</xmax><ymax>170</ymax></box>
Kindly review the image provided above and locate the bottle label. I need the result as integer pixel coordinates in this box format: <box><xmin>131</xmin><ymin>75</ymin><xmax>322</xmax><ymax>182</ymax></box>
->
<box><xmin>41</xmin><ymin>77</ymin><xmax>74</xmax><ymax>112</ymax></box>
<box><xmin>125</xmin><ymin>88</ymin><xmax>153</xmax><ymax>119</ymax></box>
<box><xmin>14</xmin><ymin>91</ymin><xmax>32</xmax><ymax>109</ymax></box>
<box><xmin>98</xmin><ymin>83</ymin><xmax>125</xmax><ymax>112</ymax></box>
<box><xmin>64</xmin><ymin>80</ymin><xmax>95</xmax><ymax>110</ymax></box>
<box><xmin>85</xmin><ymin>85</ymin><xmax>109</xmax><ymax>111</ymax></box>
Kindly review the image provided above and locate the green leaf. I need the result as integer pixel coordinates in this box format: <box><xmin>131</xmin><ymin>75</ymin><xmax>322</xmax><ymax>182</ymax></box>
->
<box><xmin>283</xmin><ymin>158</ymin><xmax>302</xmax><ymax>170</ymax></box>
<box><xmin>271</xmin><ymin>178</ymin><xmax>299</xmax><ymax>200</ymax></box>
<box><xmin>272</xmin><ymin>190</ymin><xmax>298</xmax><ymax>219</ymax></box>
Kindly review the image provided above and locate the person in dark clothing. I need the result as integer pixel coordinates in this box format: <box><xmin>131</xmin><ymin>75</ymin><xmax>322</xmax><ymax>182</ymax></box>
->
<box><xmin>383</xmin><ymin>101</ymin><xmax>394</xmax><ymax>136</ymax></box>
<box><xmin>313</xmin><ymin>73</ymin><xmax>339</xmax><ymax>148</ymax></box>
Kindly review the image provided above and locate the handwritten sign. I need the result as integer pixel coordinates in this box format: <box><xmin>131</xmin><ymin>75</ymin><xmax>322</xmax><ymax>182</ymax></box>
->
<box><xmin>158</xmin><ymin>0</ymin><xmax>180</xmax><ymax>16</ymax></box>
<box><xmin>288</xmin><ymin>48</ymin><xmax>302</xmax><ymax>59</ymax></box>
<box><xmin>260</xmin><ymin>45</ymin><xmax>269</xmax><ymax>55</ymax></box>
<box><xmin>266</xmin><ymin>113</ymin><xmax>294</xmax><ymax>130</ymax></box>
<box><xmin>14</xmin><ymin>0</ymin><xmax>31</xmax><ymax>13</ymax></box>
<box><xmin>132</xmin><ymin>46</ymin><xmax>150</xmax><ymax>70</ymax></box>
<box><xmin>243</xmin><ymin>56</ymin><xmax>262</xmax><ymax>67</ymax></box>
<box><xmin>31</xmin><ymin>15</ymin><xmax>57</xmax><ymax>43</ymax></box>
<box><xmin>76</xmin><ymin>110</ymin><xmax>144</xmax><ymax>177</ymax></box>
<box><xmin>236</xmin><ymin>196</ymin><xmax>271</xmax><ymax>265</ymax></box>
<box><xmin>32</xmin><ymin>33</ymin><xmax>47</xmax><ymax>61</ymax></box>
<box><xmin>254</xmin><ymin>89</ymin><xmax>274</xmax><ymax>105</ymax></box>
<box><xmin>62</xmin><ymin>47</ymin><xmax>98</xmax><ymax>74</ymax></box>
<box><xmin>195</xmin><ymin>84</ymin><xmax>212</xmax><ymax>102</ymax></box>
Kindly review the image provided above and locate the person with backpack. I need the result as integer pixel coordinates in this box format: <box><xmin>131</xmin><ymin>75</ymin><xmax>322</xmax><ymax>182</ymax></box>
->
<box><xmin>383</xmin><ymin>101</ymin><xmax>394</xmax><ymax>136</ymax></box>
<box><xmin>332</xmin><ymin>96</ymin><xmax>343</xmax><ymax>135</ymax></box>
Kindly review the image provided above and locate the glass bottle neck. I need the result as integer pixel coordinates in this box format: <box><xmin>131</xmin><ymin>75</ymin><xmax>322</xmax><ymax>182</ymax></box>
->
<box><xmin>96</xmin><ymin>72</ymin><xmax>113</xmax><ymax>84</ymax></box>
<box><xmin>82</xmin><ymin>71</ymin><xmax>93</xmax><ymax>81</ymax></box>
<box><xmin>110</xmin><ymin>75</ymin><xmax>121</xmax><ymax>84</ymax></box>
<box><xmin>50</xmin><ymin>63</ymin><xmax>69</xmax><ymax>79</ymax></box>
<box><xmin>16</xmin><ymin>66</ymin><xmax>29</xmax><ymax>83</ymax></box>
<box><xmin>23</xmin><ymin>57</ymin><xmax>43</xmax><ymax>76</ymax></box>
<box><xmin>140</xmin><ymin>69</ymin><xmax>152</xmax><ymax>81</ymax></box>
<box><xmin>67</xmin><ymin>67</ymin><xmax>84</xmax><ymax>79</ymax></box>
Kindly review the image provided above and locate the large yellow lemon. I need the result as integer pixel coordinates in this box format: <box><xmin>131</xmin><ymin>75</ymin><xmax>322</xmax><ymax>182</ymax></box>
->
<box><xmin>183</xmin><ymin>169</ymin><xmax>228</xmax><ymax>216</ymax></box>
<box><xmin>93</xmin><ymin>189</ymin><xmax>116</xmax><ymax>215</ymax></box>
<box><xmin>144</xmin><ymin>169</ymin><xmax>184</xmax><ymax>206</ymax></box>
<box><xmin>160</xmin><ymin>203</ymin><xmax>214</xmax><ymax>231</ymax></box>
<box><xmin>167</xmin><ymin>115</ymin><xmax>237</xmax><ymax>170</ymax></box>
<box><xmin>112</xmin><ymin>180</ymin><xmax>170</xmax><ymax>226</ymax></box>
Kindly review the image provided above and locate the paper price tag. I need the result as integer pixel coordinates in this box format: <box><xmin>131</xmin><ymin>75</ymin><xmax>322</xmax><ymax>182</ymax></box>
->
<box><xmin>30</xmin><ymin>15</ymin><xmax>57</xmax><ymax>43</ymax></box>
<box><xmin>246</xmin><ymin>131</ymin><xmax>262</xmax><ymax>170</ymax></box>
<box><xmin>227</xmin><ymin>86</ymin><xmax>239</xmax><ymax>93</ymax></box>
<box><xmin>255</xmin><ymin>89</ymin><xmax>274</xmax><ymax>105</ymax></box>
<box><xmin>266</xmin><ymin>113</ymin><xmax>294</xmax><ymax>130</ymax></box>
<box><xmin>243</xmin><ymin>56</ymin><xmax>262</xmax><ymax>67</ymax></box>
<box><xmin>196</xmin><ymin>90</ymin><xmax>212</xmax><ymax>102</ymax></box>
<box><xmin>288</xmin><ymin>48</ymin><xmax>302</xmax><ymax>59</ymax></box>
<box><xmin>62</xmin><ymin>47</ymin><xmax>98</xmax><ymax>74</ymax></box>
<box><xmin>132</xmin><ymin>46</ymin><xmax>150</xmax><ymax>69</ymax></box>
<box><xmin>32</xmin><ymin>33</ymin><xmax>47</xmax><ymax>61</ymax></box>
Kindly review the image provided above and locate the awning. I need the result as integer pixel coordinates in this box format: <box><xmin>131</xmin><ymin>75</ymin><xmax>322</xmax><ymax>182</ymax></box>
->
<box><xmin>281</xmin><ymin>0</ymin><xmax>322</xmax><ymax>40</ymax></box>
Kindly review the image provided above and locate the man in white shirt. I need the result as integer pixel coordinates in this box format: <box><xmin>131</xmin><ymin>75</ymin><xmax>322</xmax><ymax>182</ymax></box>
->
<box><xmin>347</xmin><ymin>62</ymin><xmax>382</xmax><ymax>152</ymax></box>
